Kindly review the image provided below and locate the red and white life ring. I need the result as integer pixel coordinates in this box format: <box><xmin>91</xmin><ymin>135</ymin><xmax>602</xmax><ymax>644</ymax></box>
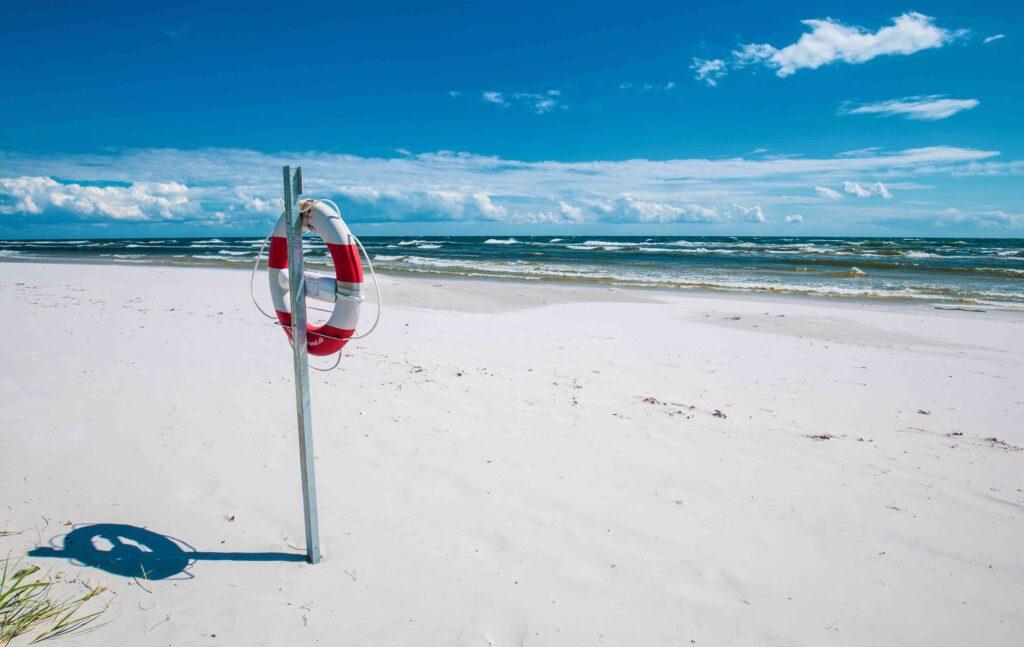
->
<box><xmin>267</xmin><ymin>200</ymin><xmax>363</xmax><ymax>356</ymax></box>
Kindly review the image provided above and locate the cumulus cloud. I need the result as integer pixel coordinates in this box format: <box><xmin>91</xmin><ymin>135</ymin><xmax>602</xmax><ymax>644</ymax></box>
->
<box><xmin>332</xmin><ymin>185</ymin><xmax>508</xmax><ymax>222</ymax></box>
<box><xmin>0</xmin><ymin>144</ymin><xmax>1016</xmax><ymax>229</ymax></box>
<box><xmin>0</xmin><ymin>176</ymin><xmax>193</xmax><ymax>220</ymax></box>
<box><xmin>580</xmin><ymin>196</ymin><xmax>722</xmax><ymax>223</ymax></box>
<box><xmin>736</xmin><ymin>12</ymin><xmax>962</xmax><ymax>77</ymax></box>
<box><xmin>703</xmin><ymin>12</ymin><xmax>963</xmax><ymax>85</ymax></box>
<box><xmin>730</xmin><ymin>203</ymin><xmax>766</xmax><ymax>223</ymax></box>
<box><xmin>841</xmin><ymin>95</ymin><xmax>979</xmax><ymax>120</ymax></box>
<box><xmin>983</xmin><ymin>34</ymin><xmax>1005</xmax><ymax>44</ymax></box>
<box><xmin>844</xmin><ymin>181</ymin><xmax>872</xmax><ymax>197</ymax></box>
<box><xmin>843</xmin><ymin>181</ymin><xmax>892</xmax><ymax>198</ymax></box>
<box><xmin>691</xmin><ymin>58</ymin><xmax>727</xmax><ymax>86</ymax></box>
<box><xmin>814</xmin><ymin>186</ymin><xmax>843</xmax><ymax>200</ymax></box>
<box><xmin>785</xmin><ymin>214</ymin><xmax>804</xmax><ymax>223</ymax></box>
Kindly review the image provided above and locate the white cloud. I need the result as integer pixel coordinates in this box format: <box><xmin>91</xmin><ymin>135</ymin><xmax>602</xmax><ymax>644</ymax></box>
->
<box><xmin>934</xmin><ymin>207</ymin><xmax>1022</xmax><ymax>228</ymax></box>
<box><xmin>481</xmin><ymin>90</ymin><xmax>563</xmax><ymax>114</ymax></box>
<box><xmin>814</xmin><ymin>185</ymin><xmax>843</xmax><ymax>200</ymax></box>
<box><xmin>843</xmin><ymin>181</ymin><xmax>892</xmax><ymax>198</ymax></box>
<box><xmin>331</xmin><ymin>185</ymin><xmax>508</xmax><ymax>222</ymax></box>
<box><xmin>0</xmin><ymin>144</ymin><xmax>1015</xmax><ymax>228</ymax></box>
<box><xmin>983</xmin><ymin>34</ymin><xmax>1005</xmax><ymax>44</ymax></box>
<box><xmin>785</xmin><ymin>214</ymin><xmax>804</xmax><ymax>223</ymax></box>
<box><xmin>734</xmin><ymin>12</ymin><xmax>962</xmax><ymax>77</ymax></box>
<box><xmin>558</xmin><ymin>201</ymin><xmax>584</xmax><ymax>222</ymax></box>
<box><xmin>841</xmin><ymin>95</ymin><xmax>979</xmax><ymax>120</ymax></box>
<box><xmin>581</xmin><ymin>196</ymin><xmax>723</xmax><ymax>223</ymax></box>
<box><xmin>691</xmin><ymin>58</ymin><xmax>727</xmax><ymax>86</ymax></box>
<box><xmin>0</xmin><ymin>176</ymin><xmax>193</xmax><ymax>220</ymax></box>
<box><xmin>482</xmin><ymin>91</ymin><xmax>506</xmax><ymax>106</ymax></box>
<box><xmin>730</xmin><ymin>203</ymin><xmax>766</xmax><ymax>223</ymax></box>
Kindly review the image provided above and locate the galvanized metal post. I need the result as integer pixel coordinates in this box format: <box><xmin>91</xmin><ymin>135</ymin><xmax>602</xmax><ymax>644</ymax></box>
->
<box><xmin>283</xmin><ymin>165</ymin><xmax>321</xmax><ymax>564</ymax></box>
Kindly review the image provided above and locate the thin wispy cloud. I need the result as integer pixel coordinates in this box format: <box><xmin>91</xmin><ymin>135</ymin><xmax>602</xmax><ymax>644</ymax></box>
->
<box><xmin>618</xmin><ymin>81</ymin><xmax>677</xmax><ymax>91</ymax></box>
<box><xmin>983</xmin><ymin>34</ymin><xmax>1005</xmax><ymax>44</ymax></box>
<box><xmin>840</xmin><ymin>95</ymin><xmax>979</xmax><ymax>121</ymax></box>
<box><xmin>814</xmin><ymin>186</ymin><xmax>843</xmax><ymax>200</ymax></box>
<box><xmin>477</xmin><ymin>90</ymin><xmax>564</xmax><ymax>114</ymax></box>
<box><xmin>696</xmin><ymin>12</ymin><xmax>964</xmax><ymax>85</ymax></box>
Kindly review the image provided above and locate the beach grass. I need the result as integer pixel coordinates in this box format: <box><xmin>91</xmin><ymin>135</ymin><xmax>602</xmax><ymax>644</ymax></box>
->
<box><xmin>0</xmin><ymin>556</ymin><xmax>111</xmax><ymax>645</ymax></box>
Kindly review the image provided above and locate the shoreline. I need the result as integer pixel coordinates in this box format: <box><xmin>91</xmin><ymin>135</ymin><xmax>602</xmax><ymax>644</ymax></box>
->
<box><xmin>4</xmin><ymin>256</ymin><xmax>1023</xmax><ymax>317</ymax></box>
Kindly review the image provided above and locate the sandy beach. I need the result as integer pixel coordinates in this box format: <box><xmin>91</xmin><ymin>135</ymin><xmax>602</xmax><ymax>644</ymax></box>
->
<box><xmin>2</xmin><ymin>261</ymin><xmax>1022</xmax><ymax>646</ymax></box>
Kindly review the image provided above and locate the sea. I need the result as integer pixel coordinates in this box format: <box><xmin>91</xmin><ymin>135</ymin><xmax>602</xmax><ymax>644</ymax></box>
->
<box><xmin>2</xmin><ymin>236</ymin><xmax>1023</xmax><ymax>309</ymax></box>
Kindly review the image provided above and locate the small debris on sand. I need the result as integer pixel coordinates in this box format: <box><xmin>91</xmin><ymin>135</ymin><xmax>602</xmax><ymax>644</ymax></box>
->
<box><xmin>806</xmin><ymin>433</ymin><xmax>834</xmax><ymax>440</ymax></box>
<box><xmin>713</xmin><ymin>410</ymin><xmax>727</xmax><ymax>419</ymax></box>
<box><xmin>917</xmin><ymin>409</ymin><xmax>931</xmax><ymax>415</ymax></box>
<box><xmin>984</xmin><ymin>437</ymin><xmax>1023</xmax><ymax>452</ymax></box>
<box><xmin>223</xmin><ymin>514</ymin><xmax>236</xmax><ymax>522</ymax></box>
<box><xmin>641</xmin><ymin>396</ymin><xmax>662</xmax><ymax>405</ymax></box>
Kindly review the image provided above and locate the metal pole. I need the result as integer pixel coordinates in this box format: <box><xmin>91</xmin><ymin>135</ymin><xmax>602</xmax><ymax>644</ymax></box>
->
<box><xmin>283</xmin><ymin>165</ymin><xmax>321</xmax><ymax>564</ymax></box>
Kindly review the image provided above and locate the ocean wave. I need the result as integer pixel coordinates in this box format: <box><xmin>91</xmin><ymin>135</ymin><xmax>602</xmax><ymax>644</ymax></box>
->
<box><xmin>374</xmin><ymin>255</ymin><xmax>406</xmax><ymax>261</ymax></box>
<box><xmin>416</xmin><ymin>243</ymin><xmax>442</xmax><ymax>249</ymax></box>
<box><xmin>484</xmin><ymin>238</ymin><xmax>520</xmax><ymax>244</ymax></box>
<box><xmin>397</xmin><ymin>239</ymin><xmax>432</xmax><ymax>246</ymax></box>
<box><xmin>218</xmin><ymin>250</ymin><xmax>250</xmax><ymax>256</ymax></box>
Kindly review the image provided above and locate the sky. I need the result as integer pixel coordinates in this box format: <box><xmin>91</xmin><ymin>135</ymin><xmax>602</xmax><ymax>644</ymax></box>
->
<box><xmin>0</xmin><ymin>1</ymin><xmax>1021</xmax><ymax>238</ymax></box>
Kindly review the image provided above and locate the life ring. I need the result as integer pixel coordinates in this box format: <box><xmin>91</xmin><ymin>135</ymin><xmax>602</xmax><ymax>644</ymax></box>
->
<box><xmin>267</xmin><ymin>199</ymin><xmax>363</xmax><ymax>356</ymax></box>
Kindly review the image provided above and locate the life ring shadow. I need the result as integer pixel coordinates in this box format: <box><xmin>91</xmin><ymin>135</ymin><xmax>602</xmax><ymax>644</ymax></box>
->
<box><xmin>29</xmin><ymin>523</ymin><xmax>306</xmax><ymax>580</ymax></box>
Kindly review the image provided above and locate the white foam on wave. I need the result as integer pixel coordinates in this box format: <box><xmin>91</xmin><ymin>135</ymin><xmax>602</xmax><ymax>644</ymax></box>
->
<box><xmin>484</xmin><ymin>238</ymin><xmax>519</xmax><ymax>244</ymax></box>
<box><xmin>218</xmin><ymin>250</ymin><xmax>250</xmax><ymax>256</ymax></box>
<box><xmin>416</xmin><ymin>244</ymin><xmax>442</xmax><ymax>249</ymax></box>
<box><xmin>374</xmin><ymin>255</ymin><xmax>406</xmax><ymax>262</ymax></box>
<box><xmin>397</xmin><ymin>239</ymin><xmax>431</xmax><ymax>246</ymax></box>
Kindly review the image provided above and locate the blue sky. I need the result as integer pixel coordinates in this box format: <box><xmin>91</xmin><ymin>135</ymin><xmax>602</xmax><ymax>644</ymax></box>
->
<box><xmin>0</xmin><ymin>1</ymin><xmax>1021</xmax><ymax>237</ymax></box>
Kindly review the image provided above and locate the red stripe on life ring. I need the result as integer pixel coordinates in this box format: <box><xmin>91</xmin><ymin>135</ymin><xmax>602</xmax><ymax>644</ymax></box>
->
<box><xmin>268</xmin><ymin>237</ymin><xmax>288</xmax><ymax>270</ymax></box>
<box><xmin>275</xmin><ymin>310</ymin><xmax>355</xmax><ymax>356</ymax></box>
<box><xmin>326</xmin><ymin>242</ymin><xmax>363</xmax><ymax>284</ymax></box>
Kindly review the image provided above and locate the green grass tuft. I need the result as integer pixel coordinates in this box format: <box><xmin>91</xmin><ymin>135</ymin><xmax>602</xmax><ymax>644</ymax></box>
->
<box><xmin>1</xmin><ymin>555</ymin><xmax>113</xmax><ymax>645</ymax></box>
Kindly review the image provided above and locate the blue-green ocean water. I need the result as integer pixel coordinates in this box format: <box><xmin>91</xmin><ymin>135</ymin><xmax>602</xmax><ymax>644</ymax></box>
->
<box><xmin>3</xmin><ymin>236</ymin><xmax>1023</xmax><ymax>309</ymax></box>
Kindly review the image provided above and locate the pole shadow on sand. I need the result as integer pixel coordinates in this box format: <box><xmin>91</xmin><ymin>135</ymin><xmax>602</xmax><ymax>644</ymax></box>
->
<box><xmin>29</xmin><ymin>523</ymin><xmax>305</xmax><ymax>580</ymax></box>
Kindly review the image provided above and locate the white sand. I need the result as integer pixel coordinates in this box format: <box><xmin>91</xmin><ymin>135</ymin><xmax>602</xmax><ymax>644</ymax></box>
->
<box><xmin>2</xmin><ymin>262</ymin><xmax>1023</xmax><ymax>646</ymax></box>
